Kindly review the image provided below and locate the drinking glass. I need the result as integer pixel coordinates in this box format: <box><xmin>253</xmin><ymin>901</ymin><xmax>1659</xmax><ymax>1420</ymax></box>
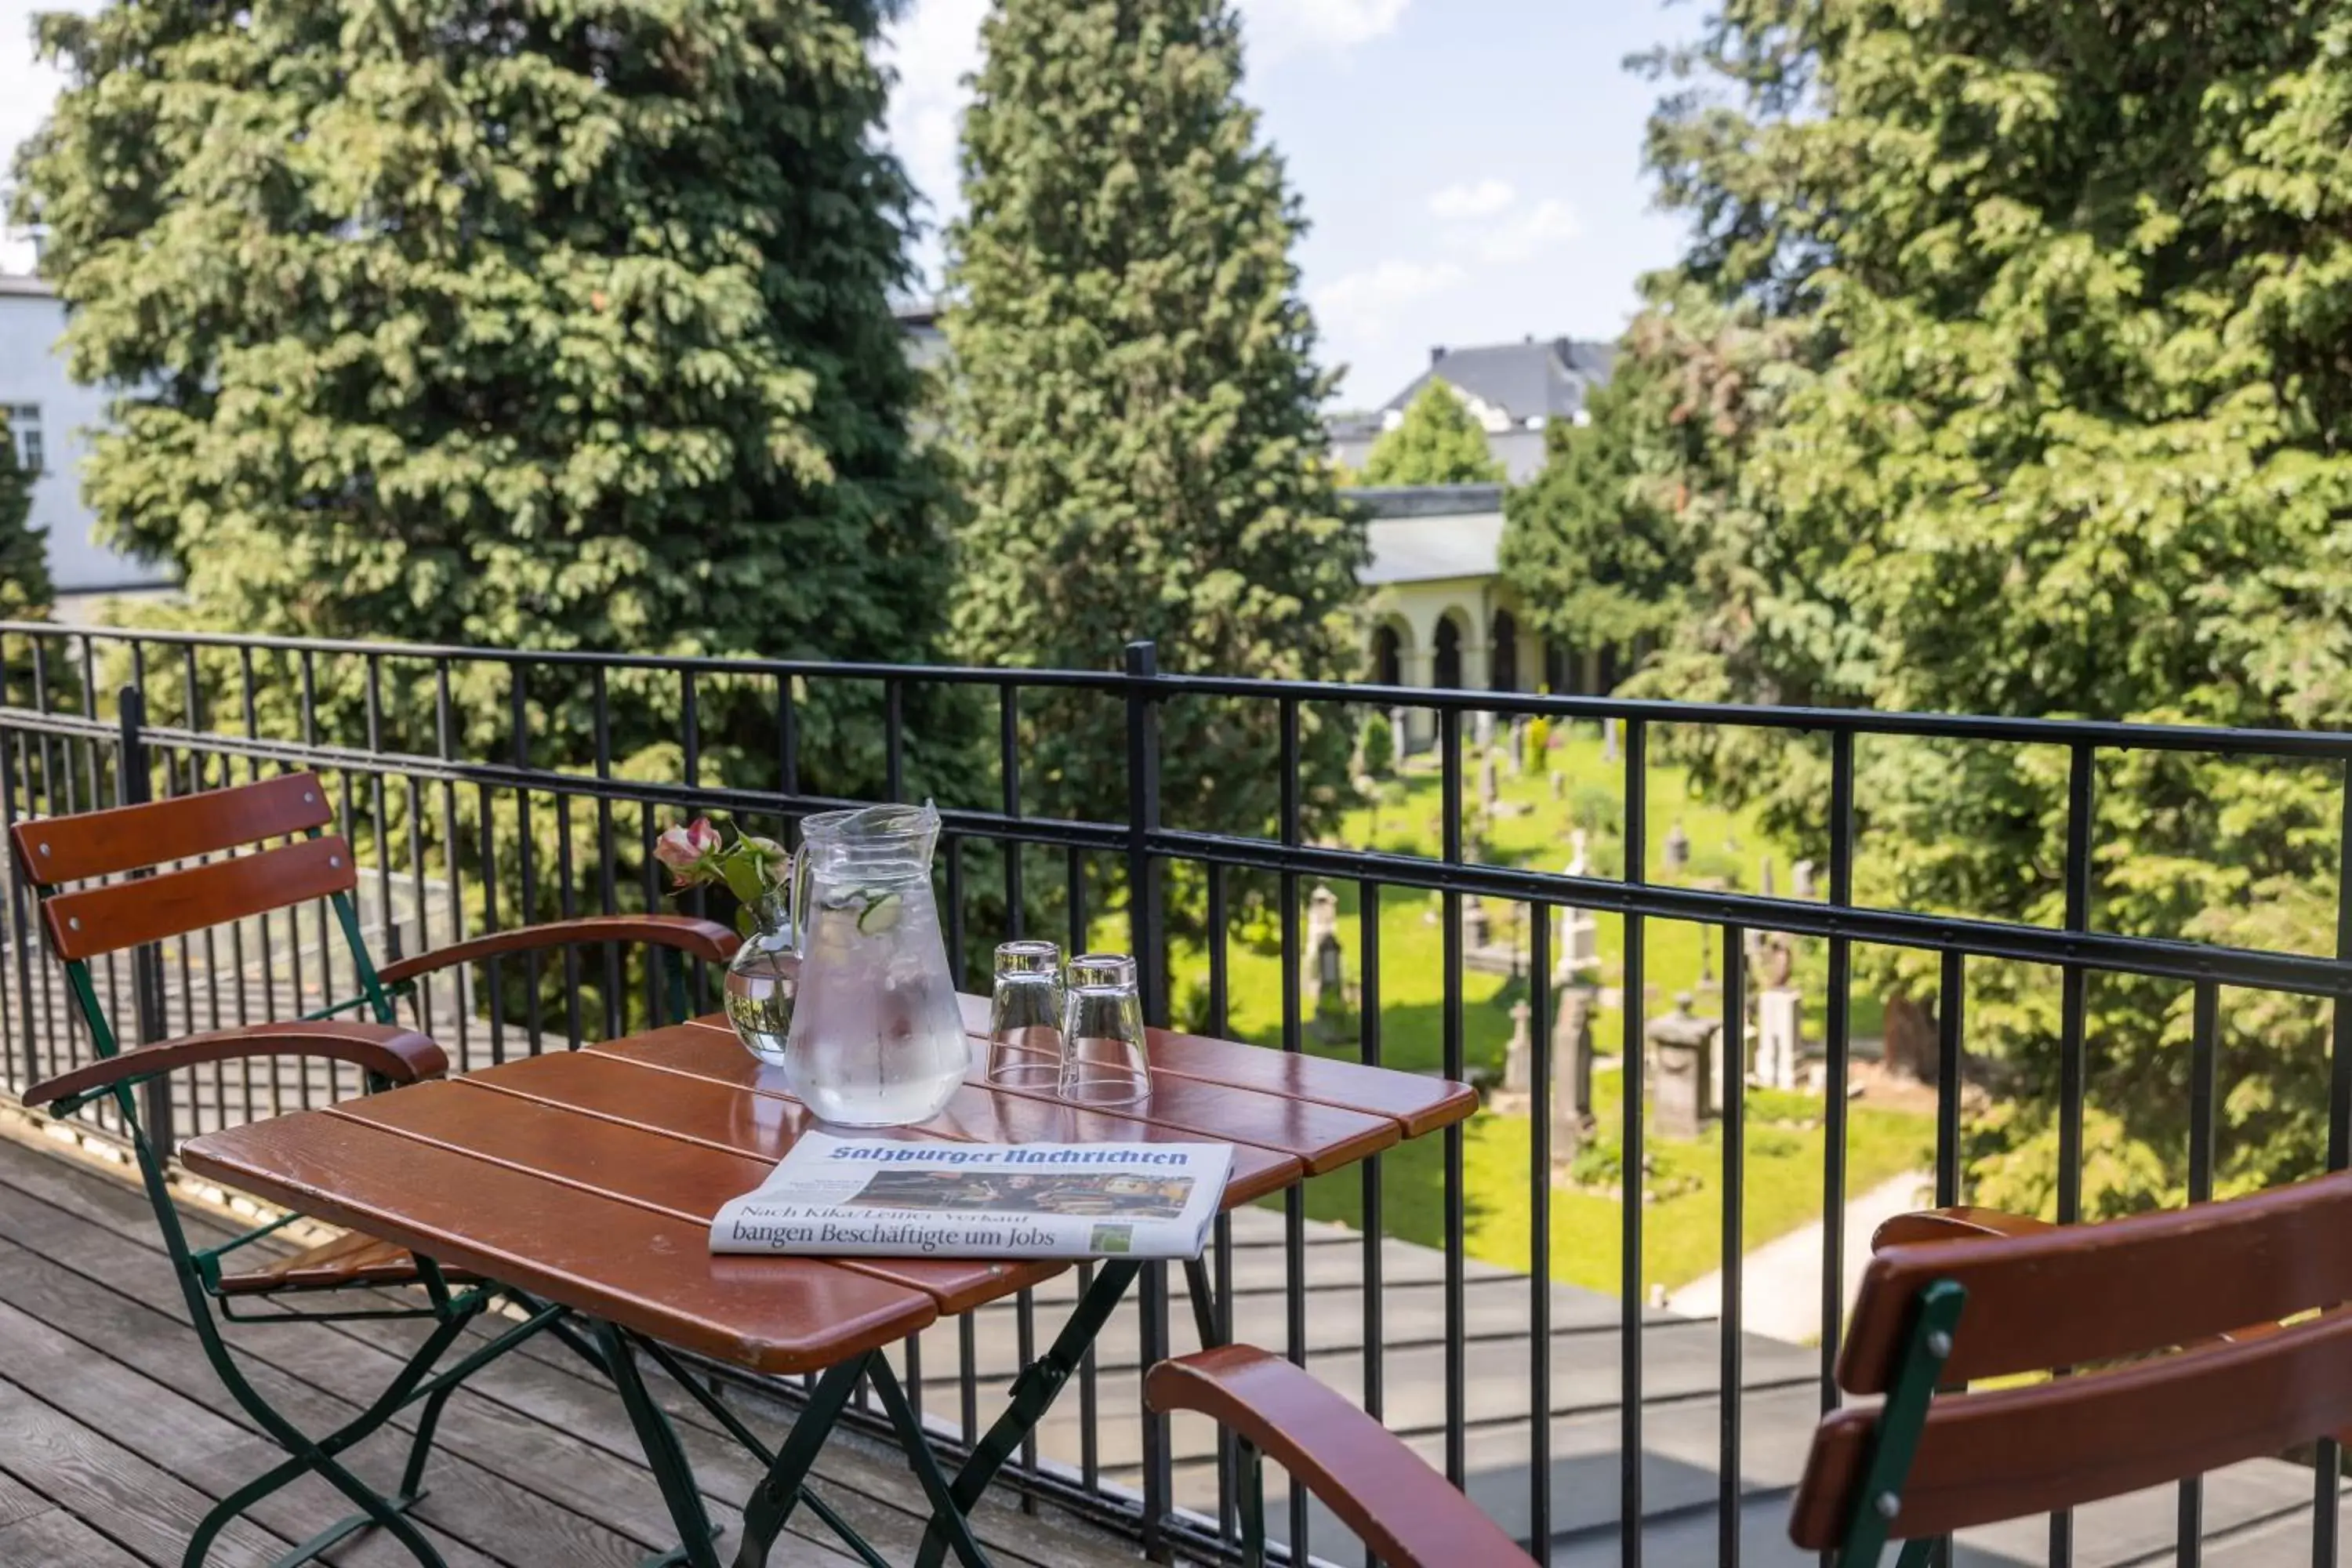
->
<box><xmin>1058</xmin><ymin>953</ymin><xmax>1150</xmax><ymax>1108</ymax></box>
<box><xmin>985</xmin><ymin>940</ymin><xmax>1065</xmax><ymax>1088</ymax></box>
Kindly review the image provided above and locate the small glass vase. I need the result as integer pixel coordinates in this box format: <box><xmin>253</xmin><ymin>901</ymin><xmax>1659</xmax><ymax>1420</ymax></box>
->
<box><xmin>723</xmin><ymin>891</ymin><xmax>798</xmax><ymax>1067</ymax></box>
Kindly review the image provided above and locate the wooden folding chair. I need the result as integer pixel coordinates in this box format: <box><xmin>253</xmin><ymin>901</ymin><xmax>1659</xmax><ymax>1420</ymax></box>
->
<box><xmin>1149</xmin><ymin>1173</ymin><xmax>2352</xmax><ymax>1568</ymax></box>
<box><xmin>10</xmin><ymin>770</ymin><xmax>737</xmax><ymax>1568</ymax></box>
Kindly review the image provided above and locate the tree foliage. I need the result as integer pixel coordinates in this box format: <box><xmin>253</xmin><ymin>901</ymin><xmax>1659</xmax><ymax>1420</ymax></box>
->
<box><xmin>1498</xmin><ymin>354</ymin><xmax>1696</xmax><ymax>657</ymax></box>
<box><xmin>16</xmin><ymin>0</ymin><xmax>952</xmax><ymax>788</ymax></box>
<box><xmin>945</xmin><ymin>0</ymin><xmax>1367</xmax><ymax>844</ymax></box>
<box><xmin>0</xmin><ymin>412</ymin><xmax>45</xmax><ymax>619</ymax></box>
<box><xmin>1631</xmin><ymin>0</ymin><xmax>2352</xmax><ymax>1211</ymax></box>
<box><xmin>1356</xmin><ymin>380</ymin><xmax>1505</xmax><ymax>487</ymax></box>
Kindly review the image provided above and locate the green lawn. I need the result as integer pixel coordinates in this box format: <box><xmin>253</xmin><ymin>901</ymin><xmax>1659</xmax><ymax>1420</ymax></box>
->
<box><xmin>1286</xmin><ymin>1073</ymin><xmax>1932</xmax><ymax>1294</ymax></box>
<box><xmin>1145</xmin><ymin>724</ymin><xmax>1929</xmax><ymax>1293</ymax></box>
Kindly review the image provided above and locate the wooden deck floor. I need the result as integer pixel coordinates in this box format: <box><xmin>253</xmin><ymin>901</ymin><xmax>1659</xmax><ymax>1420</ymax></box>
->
<box><xmin>0</xmin><ymin>1130</ymin><xmax>1144</xmax><ymax>1568</ymax></box>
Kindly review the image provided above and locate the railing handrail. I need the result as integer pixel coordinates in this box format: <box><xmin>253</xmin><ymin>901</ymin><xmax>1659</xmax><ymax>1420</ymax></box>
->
<box><xmin>10</xmin><ymin>618</ymin><xmax>2352</xmax><ymax>759</ymax></box>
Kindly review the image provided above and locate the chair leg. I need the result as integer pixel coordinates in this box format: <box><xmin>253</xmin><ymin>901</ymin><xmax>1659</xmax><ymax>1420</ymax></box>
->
<box><xmin>397</xmin><ymin>1379</ymin><xmax>456</xmax><ymax>1501</ymax></box>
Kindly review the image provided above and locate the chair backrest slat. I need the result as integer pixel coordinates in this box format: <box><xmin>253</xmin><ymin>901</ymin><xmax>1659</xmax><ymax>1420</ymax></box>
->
<box><xmin>10</xmin><ymin>771</ymin><xmax>332</xmax><ymax>887</ymax></box>
<box><xmin>1791</xmin><ymin>1307</ymin><xmax>2352</xmax><ymax>1548</ymax></box>
<box><xmin>44</xmin><ymin>836</ymin><xmax>358</xmax><ymax>960</ymax></box>
<box><xmin>1838</xmin><ymin>1168</ymin><xmax>2352</xmax><ymax>1393</ymax></box>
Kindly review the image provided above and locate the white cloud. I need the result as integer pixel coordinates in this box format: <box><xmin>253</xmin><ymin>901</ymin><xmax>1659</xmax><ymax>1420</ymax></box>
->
<box><xmin>1457</xmin><ymin>197</ymin><xmax>1583</xmax><ymax>264</ymax></box>
<box><xmin>1237</xmin><ymin>0</ymin><xmax>1412</xmax><ymax>65</ymax></box>
<box><xmin>1312</xmin><ymin>258</ymin><xmax>1465</xmax><ymax>338</ymax></box>
<box><xmin>1428</xmin><ymin>178</ymin><xmax>1514</xmax><ymax>223</ymax></box>
<box><xmin>880</xmin><ymin>0</ymin><xmax>989</xmax><ymax>244</ymax></box>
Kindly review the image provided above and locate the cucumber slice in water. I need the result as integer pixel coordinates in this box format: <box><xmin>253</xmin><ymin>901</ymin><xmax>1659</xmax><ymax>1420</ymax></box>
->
<box><xmin>855</xmin><ymin>891</ymin><xmax>903</xmax><ymax>934</ymax></box>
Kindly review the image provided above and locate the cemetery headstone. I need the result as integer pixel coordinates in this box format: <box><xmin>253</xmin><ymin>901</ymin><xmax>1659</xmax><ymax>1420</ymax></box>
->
<box><xmin>1761</xmin><ymin>855</ymin><xmax>1776</xmax><ymax>898</ymax></box>
<box><xmin>1645</xmin><ymin>993</ymin><xmax>1723</xmax><ymax>1139</ymax></box>
<box><xmin>1304</xmin><ymin>884</ymin><xmax>1341</xmax><ymax>1013</ymax></box>
<box><xmin>1475</xmin><ymin>710</ymin><xmax>1495</xmax><ymax>750</ymax></box>
<box><xmin>1506</xmin><ymin>718</ymin><xmax>1524</xmax><ymax>775</ymax></box>
<box><xmin>1549</xmin><ymin>769</ymin><xmax>1564</xmax><ymax>800</ymax></box>
<box><xmin>1479</xmin><ymin>751</ymin><xmax>1500</xmax><ymax>816</ymax></box>
<box><xmin>1504</xmin><ymin>1000</ymin><xmax>1533</xmax><ymax>1094</ymax></box>
<box><xmin>1464</xmin><ymin>899</ymin><xmax>1491</xmax><ymax>949</ymax></box>
<box><xmin>1757</xmin><ymin>985</ymin><xmax>1805</xmax><ymax>1092</ymax></box>
<box><xmin>1794</xmin><ymin>858</ymin><xmax>1817</xmax><ymax>898</ymax></box>
<box><xmin>1391</xmin><ymin>706</ymin><xmax>1411</xmax><ymax>760</ymax></box>
<box><xmin>1552</xmin><ymin>985</ymin><xmax>1599</xmax><ymax>1156</ymax></box>
<box><xmin>1663</xmin><ymin>820</ymin><xmax>1692</xmax><ymax>877</ymax></box>
<box><xmin>1601</xmin><ymin>717</ymin><xmax>1620</xmax><ymax>762</ymax></box>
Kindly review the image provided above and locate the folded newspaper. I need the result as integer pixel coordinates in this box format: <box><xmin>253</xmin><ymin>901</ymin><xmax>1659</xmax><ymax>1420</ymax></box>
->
<box><xmin>710</xmin><ymin>1134</ymin><xmax>1234</xmax><ymax>1260</ymax></box>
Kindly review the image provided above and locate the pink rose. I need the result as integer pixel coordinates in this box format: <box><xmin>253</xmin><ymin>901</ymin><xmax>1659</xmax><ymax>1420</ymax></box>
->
<box><xmin>655</xmin><ymin>817</ymin><xmax>722</xmax><ymax>880</ymax></box>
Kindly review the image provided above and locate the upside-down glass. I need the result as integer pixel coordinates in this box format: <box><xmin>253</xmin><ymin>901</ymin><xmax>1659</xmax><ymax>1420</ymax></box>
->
<box><xmin>985</xmin><ymin>940</ymin><xmax>1065</xmax><ymax>1088</ymax></box>
<box><xmin>1058</xmin><ymin>953</ymin><xmax>1150</xmax><ymax>1108</ymax></box>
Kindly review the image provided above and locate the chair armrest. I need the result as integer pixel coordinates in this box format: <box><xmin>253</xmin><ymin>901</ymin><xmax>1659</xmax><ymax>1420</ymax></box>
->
<box><xmin>1145</xmin><ymin>1346</ymin><xmax>1529</xmax><ymax>1568</ymax></box>
<box><xmin>1871</xmin><ymin>1205</ymin><xmax>2054</xmax><ymax>1252</ymax></box>
<box><xmin>26</xmin><ymin>1021</ymin><xmax>448</xmax><ymax>1112</ymax></box>
<box><xmin>376</xmin><ymin>914</ymin><xmax>740</xmax><ymax>988</ymax></box>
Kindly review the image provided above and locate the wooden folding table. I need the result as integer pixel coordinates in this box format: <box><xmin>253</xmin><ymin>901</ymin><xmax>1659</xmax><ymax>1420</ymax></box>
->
<box><xmin>180</xmin><ymin>1010</ymin><xmax>1475</xmax><ymax>1568</ymax></box>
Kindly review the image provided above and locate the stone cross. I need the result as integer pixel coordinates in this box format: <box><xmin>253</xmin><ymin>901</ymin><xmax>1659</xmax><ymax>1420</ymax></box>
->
<box><xmin>1503</xmin><ymin>1000</ymin><xmax>1533</xmax><ymax>1094</ymax></box>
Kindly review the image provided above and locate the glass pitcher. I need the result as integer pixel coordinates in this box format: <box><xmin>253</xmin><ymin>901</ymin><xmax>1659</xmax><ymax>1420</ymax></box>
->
<box><xmin>777</xmin><ymin>801</ymin><xmax>969</xmax><ymax>1127</ymax></box>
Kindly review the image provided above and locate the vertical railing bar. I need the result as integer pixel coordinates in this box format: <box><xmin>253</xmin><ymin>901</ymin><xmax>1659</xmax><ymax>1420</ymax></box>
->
<box><xmin>2318</xmin><ymin>764</ymin><xmax>2352</xmax><ymax>1568</ymax></box>
<box><xmin>885</xmin><ymin>677</ymin><xmax>905</xmax><ymax>803</ymax></box>
<box><xmin>594</xmin><ymin>666</ymin><xmax>621</xmax><ymax>1038</ymax></box>
<box><xmin>367</xmin><ymin>655</ymin><xmax>395</xmax><ymax>964</ymax></box>
<box><xmin>510</xmin><ymin>667</ymin><xmax>539</xmax><ymax>1054</ymax></box>
<box><xmin>436</xmin><ymin>662</ymin><xmax>469</xmax><ymax>1067</ymax></box>
<box><xmin>1720</xmin><ymin>920</ymin><xmax>1745</xmax><ymax>1568</ymax></box>
<box><xmin>1124</xmin><ymin>644</ymin><xmax>1171</xmax><ymax>1551</ymax></box>
<box><xmin>2177</xmin><ymin>978</ymin><xmax>2220</xmax><ymax>1568</ymax></box>
<box><xmin>1621</xmin><ymin>714</ymin><xmax>1647</xmax><ymax>1568</ymax></box>
<box><xmin>557</xmin><ymin>790</ymin><xmax>583</xmax><ymax>1048</ymax></box>
<box><xmin>1276</xmin><ymin>694</ymin><xmax>1309</xmax><ymax>1563</ymax></box>
<box><xmin>481</xmin><ymin>782</ymin><xmax>504</xmax><ymax>1065</ymax></box>
<box><xmin>1530</xmin><ymin>896</ymin><xmax>1554</xmax><ymax>1558</ymax></box>
<box><xmin>2051</xmin><ymin>742</ymin><xmax>2094</xmax><ymax>1568</ymax></box>
<box><xmin>1821</xmin><ymin>728</ymin><xmax>1856</xmax><ymax>1420</ymax></box>
<box><xmin>1065</xmin><ymin>846</ymin><xmax>1095</xmax><ymax>1497</ymax></box>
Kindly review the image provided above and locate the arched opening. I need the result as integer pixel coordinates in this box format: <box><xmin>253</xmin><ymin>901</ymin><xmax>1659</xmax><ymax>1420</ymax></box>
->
<box><xmin>1545</xmin><ymin>639</ymin><xmax>1581</xmax><ymax>695</ymax></box>
<box><xmin>1490</xmin><ymin>609</ymin><xmax>1519</xmax><ymax>691</ymax></box>
<box><xmin>1433</xmin><ymin>614</ymin><xmax>1465</xmax><ymax>689</ymax></box>
<box><xmin>1372</xmin><ymin>624</ymin><xmax>1403</xmax><ymax>687</ymax></box>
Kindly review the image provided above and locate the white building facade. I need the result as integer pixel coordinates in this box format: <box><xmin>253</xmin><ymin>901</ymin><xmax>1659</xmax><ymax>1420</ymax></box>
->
<box><xmin>0</xmin><ymin>273</ymin><xmax>162</xmax><ymax>608</ymax></box>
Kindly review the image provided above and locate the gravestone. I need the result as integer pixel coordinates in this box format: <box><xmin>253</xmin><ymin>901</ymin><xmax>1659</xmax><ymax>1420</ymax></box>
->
<box><xmin>1304</xmin><ymin>884</ymin><xmax>1342</xmax><ymax>1014</ymax></box>
<box><xmin>1663</xmin><ymin>820</ymin><xmax>1692</xmax><ymax>877</ymax></box>
<box><xmin>1645</xmin><ymin>993</ymin><xmax>1722</xmax><ymax>1139</ymax></box>
<box><xmin>1601</xmin><ymin>718</ymin><xmax>1620</xmax><ymax>763</ymax></box>
<box><xmin>1391</xmin><ymin>706</ymin><xmax>1411</xmax><ymax>760</ymax></box>
<box><xmin>1555</xmin><ymin>907</ymin><xmax>1600</xmax><ymax>985</ymax></box>
<box><xmin>1760</xmin><ymin>855</ymin><xmax>1777</xmax><ymax>898</ymax></box>
<box><xmin>1552</xmin><ymin>985</ymin><xmax>1599</xmax><ymax>1156</ymax></box>
<box><xmin>1756</xmin><ymin>985</ymin><xmax>1805</xmax><ymax>1092</ymax></box>
<box><xmin>1503</xmin><ymin>1000</ymin><xmax>1533</xmax><ymax>1094</ymax></box>
<box><xmin>1475</xmin><ymin>710</ymin><xmax>1495</xmax><ymax>751</ymax></box>
<box><xmin>1506</xmin><ymin>719</ymin><xmax>1524</xmax><ymax>775</ymax></box>
<box><xmin>1479</xmin><ymin>751</ymin><xmax>1500</xmax><ymax>817</ymax></box>
<box><xmin>1549</xmin><ymin>769</ymin><xmax>1564</xmax><ymax>800</ymax></box>
<box><xmin>1794</xmin><ymin>858</ymin><xmax>1818</xmax><ymax>898</ymax></box>
<box><xmin>1463</xmin><ymin>899</ymin><xmax>1491</xmax><ymax>949</ymax></box>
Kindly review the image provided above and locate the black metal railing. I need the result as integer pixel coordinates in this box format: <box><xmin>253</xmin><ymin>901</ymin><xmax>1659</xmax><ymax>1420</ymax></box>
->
<box><xmin>2</xmin><ymin>617</ymin><xmax>2350</xmax><ymax>1567</ymax></box>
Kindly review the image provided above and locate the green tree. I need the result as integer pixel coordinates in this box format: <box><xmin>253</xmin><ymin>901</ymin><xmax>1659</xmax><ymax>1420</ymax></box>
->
<box><xmin>946</xmin><ymin>0</ymin><xmax>1367</xmax><ymax>847</ymax></box>
<box><xmin>0</xmin><ymin>412</ymin><xmax>45</xmax><ymax>619</ymax></box>
<box><xmin>1498</xmin><ymin>354</ymin><xmax>1693</xmax><ymax>660</ymax></box>
<box><xmin>16</xmin><ymin>0</ymin><xmax>951</xmax><ymax>782</ymax></box>
<box><xmin>1634</xmin><ymin>1</ymin><xmax>2352</xmax><ymax>1211</ymax></box>
<box><xmin>1356</xmin><ymin>380</ymin><xmax>1505</xmax><ymax>487</ymax></box>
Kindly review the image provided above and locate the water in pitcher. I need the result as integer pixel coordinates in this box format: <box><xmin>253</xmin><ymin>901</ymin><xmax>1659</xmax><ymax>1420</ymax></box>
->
<box><xmin>780</xmin><ymin>802</ymin><xmax>969</xmax><ymax>1127</ymax></box>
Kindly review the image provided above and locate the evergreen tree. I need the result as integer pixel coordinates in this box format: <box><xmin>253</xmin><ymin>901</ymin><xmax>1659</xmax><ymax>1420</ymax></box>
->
<box><xmin>16</xmin><ymin>0</ymin><xmax>951</xmax><ymax>786</ymax></box>
<box><xmin>1498</xmin><ymin>355</ymin><xmax>1692</xmax><ymax>659</ymax></box>
<box><xmin>946</xmin><ymin>0</ymin><xmax>1367</xmax><ymax>844</ymax></box>
<box><xmin>1635</xmin><ymin>0</ymin><xmax>2352</xmax><ymax>1211</ymax></box>
<box><xmin>0</xmin><ymin>412</ymin><xmax>45</xmax><ymax>619</ymax></box>
<box><xmin>1356</xmin><ymin>380</ymin><xmax>1505</xmax><ymax>486</ymax></box>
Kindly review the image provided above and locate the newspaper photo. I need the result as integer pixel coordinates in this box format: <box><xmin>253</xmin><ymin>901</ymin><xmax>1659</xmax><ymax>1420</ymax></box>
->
<box><xmin>710</xmin><ymin>1134</ymin><xmax>1234</xmax><ymax>1261</ymax></box>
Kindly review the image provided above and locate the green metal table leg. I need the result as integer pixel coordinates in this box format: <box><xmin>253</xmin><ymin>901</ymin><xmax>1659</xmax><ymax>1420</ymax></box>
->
<box><xmin>911</xmin><ymin>1258</ymin><xmax>1144</xmax><ymax>1568</ymax></box>
<box><xmin>731</xmin><ymin>1352</ymin><xmax>874</xmax><ymax>1568</ymax></box>
<box><xmin>593</xmin><ymin>1321</ymin><xmax>726</xmax><ymax>1568</ymax></box>
<box><xmin>871</xmin><ymin>1356</ymin><xmax>995</xmax><ymax>1568</ymax></box>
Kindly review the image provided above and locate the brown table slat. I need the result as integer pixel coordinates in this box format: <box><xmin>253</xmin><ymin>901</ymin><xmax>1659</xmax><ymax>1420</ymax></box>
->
<box><xmin>955</xmin><ymin>991</ymin><xmax>1476</xmax><ymax>1138</ymax></box>
<box><xmin>471</xmin><ymin>1047</ymin><xmax>1304</xmax><ymax>1207</ymax></box>
<box><xmin>180</xmin><ymin>1113</ymin><xmax>937</xmax><ymax>1374</ymax></box>
<box><xmin>602</xmin><ymin>1021</ymin><xmax>1399</xmax><ymax>1175</ymax></box>
<box><xmin>332</xmin><ymin>1080</ymin><xmax>1059</xmax><ymax>1315</ymax></box>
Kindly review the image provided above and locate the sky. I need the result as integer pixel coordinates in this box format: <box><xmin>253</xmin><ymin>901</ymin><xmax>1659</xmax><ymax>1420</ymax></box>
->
<box><xmin>0</xmin><ymin>0</ymin><xmax>1703</xmax><ymax>407</ymax></box>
